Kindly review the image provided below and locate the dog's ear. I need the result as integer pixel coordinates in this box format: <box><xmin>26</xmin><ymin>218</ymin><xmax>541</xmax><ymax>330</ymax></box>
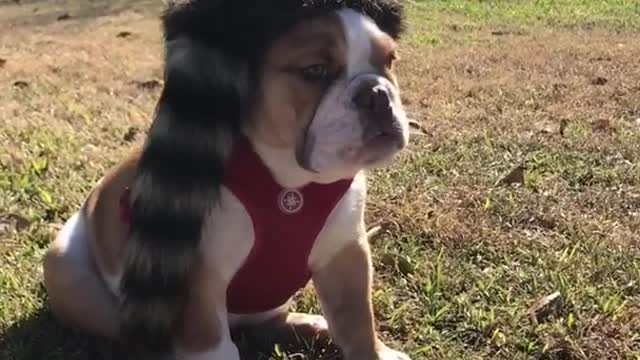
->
<box><xmin>118</xmin><ymin>9</ymin><xmax>250</xmax><ymax>356</ymax></box>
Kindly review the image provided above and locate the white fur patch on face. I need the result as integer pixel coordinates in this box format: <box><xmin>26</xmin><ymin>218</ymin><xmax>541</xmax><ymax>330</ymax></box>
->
<box><xmin>338</xmin><ymin>8</ymin><xmax>383</xmax><ymax>78</ymax></box>
<box><xmin>302</xmin><ymin>8</ymin><xmax>409</xmax><ymax>178</ymax></box>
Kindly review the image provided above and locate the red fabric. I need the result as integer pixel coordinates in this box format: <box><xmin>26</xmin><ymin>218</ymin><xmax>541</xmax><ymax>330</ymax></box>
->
<box><xmin>223</xmin><ymin>137</ymin><xmax>353</xmax><ymax>314</ymax></box>
<box><xmin>118</xmin><ymin>137</ymin><xmax>353</xmax><ymax>314</ymax></box>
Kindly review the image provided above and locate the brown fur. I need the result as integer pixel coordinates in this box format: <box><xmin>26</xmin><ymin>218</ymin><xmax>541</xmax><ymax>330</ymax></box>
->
<box><xmin>369</xmin><ymin>33</ymin><xmax>399</xmax><ymax>86</ymax></box>
<box><xmin>248</xmin><ymin>13</ymin><xmax>347</xmax><ymax>148</ymax></box>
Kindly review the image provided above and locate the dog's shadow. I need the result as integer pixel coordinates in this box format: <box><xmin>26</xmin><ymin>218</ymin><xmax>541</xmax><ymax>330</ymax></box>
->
<box><xmin>0</xmin><ymin>309</ymin><xmax>341</xmax><ymax>360</ymax></box>
<box><xmin>0</xmin><ymin>309</ymin><xmax>125</xmax><ymax>360</ymax></box>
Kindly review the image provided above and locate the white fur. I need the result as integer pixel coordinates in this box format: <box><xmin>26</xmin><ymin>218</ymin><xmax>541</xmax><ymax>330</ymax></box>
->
<box><xmin>55</xmin><ymin>212</ymin><xmax>90</xmax><ymax>264</ymax></box>
<box><xmin>377</xmin><ymin>345</ymin><xmax>412</xmax><ymax>360</ymax></box>
<box><xmin>55</xmin><ymin>211</ymin><xmax>124</xmax><ymax>299</ymax></box>
<box><xmin>175</xmin><ymin>343</ymin><xmax>239</xmax><ymax>360</ymax></box>
<box><xmin>250</xmin><ymin>129</ymin><xmax>361</xmax><ymax>189</ymax></box>
<box><xmin>303</xmin><ymin>9</ymin><xmax>409</xmax><ymax>175</ymax></box>
<box><xmin>88</xmin><ymin>172</ymin><xmax>368</xmax><ymax>321</ymax></box>
<box><xmin>308</xmin><ymin>172</ymin><xmax>367</xmax><ymax>271</ymax></box>
<box><xmin>199</xmin><ymin>187</ymin><xmax>255</xmax><ymax>285</ymax></box>
<box><xmin>228</xmin><ymin>302</ymin><xmax>290</xmax><ymax>327</ymax></box>
<box><xmin>250</xmin><ymin>140</ymin><xmax>316</xmax><ymax>189</ymax></box>
<box><xmin>338</xmin><ymin>8</ymin><xmax>379</xmax><ymax>78</ymax></box>
<box><xmin>175</xmin><ymin>310</ymin><xmax>240</xmax><ymax>360</ymax></box>
<box><xmin>97</xmin><ymin>186</ymin><xmax>255</xmax><ymax>314</ymax></box>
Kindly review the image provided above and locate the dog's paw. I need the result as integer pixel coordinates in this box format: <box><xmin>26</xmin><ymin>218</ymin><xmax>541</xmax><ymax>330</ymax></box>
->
<box><xmin>284</xmin><ymin>313</ymin><xmax>330</xmax><ymax>341</ymax></box>
<box><xmin>376</xmin><ymin>345</ymin><xmax>412</xmax><ymax>360</ymax></box>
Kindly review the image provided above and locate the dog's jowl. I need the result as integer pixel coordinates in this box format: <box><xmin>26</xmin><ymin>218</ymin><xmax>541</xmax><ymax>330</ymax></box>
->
<box><xmin>43</xmin><ymin>1</ymin><xmax>411</xmax><ymax>359</ymax></box>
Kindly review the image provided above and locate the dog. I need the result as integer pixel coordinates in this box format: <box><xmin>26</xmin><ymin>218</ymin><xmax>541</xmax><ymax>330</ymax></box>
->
<box><xmin>43</xmin><ymin>1</ymin><xmax>411</xmax><ymax>359</ymax></box>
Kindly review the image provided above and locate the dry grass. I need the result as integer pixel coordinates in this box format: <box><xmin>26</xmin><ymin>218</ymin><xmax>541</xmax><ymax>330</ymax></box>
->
<box><xmin>1</xmin><ymin>1</ymin><xmax>640</xmax><ymax>359</ymax></box>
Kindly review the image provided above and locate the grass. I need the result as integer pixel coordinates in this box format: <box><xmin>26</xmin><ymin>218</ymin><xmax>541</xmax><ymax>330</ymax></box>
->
<box><xmin>405</xmin><ymin>0</ymin><xmax>640</xmax><ymax>47</ymax></box>
<box><xmin>1</xmin><ymin>0</ymin><xmax>640</xmax><ymax>359</ymax></box>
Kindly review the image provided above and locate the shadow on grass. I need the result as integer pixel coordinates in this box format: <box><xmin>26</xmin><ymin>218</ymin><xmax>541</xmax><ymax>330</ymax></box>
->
<box><xmin>0</xmin><ymin>309</ymin><xmax>126</xmax><ymax>360</ymax></box>
<box><xmin>233</xmin><ymin>324</ymin><xmax>341</xmax><ymax>360</ymax></box>
<box><xmin>0</xmin><ymin>309</ymin><xmax>341</xmax><ymax>360</ymax></box>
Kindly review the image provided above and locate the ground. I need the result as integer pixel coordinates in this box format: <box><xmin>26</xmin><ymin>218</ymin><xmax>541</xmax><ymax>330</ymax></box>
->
<box><xmin>1</xmin><ymin>1</ymin><xmax>639</xmax><ymax>359</ymax></box>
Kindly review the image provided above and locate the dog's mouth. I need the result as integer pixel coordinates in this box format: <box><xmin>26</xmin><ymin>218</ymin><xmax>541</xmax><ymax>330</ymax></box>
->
<box><xmin>357</xmin><ymin>121</ymin><xmax>406</xmax><ymax>166</ymax></box>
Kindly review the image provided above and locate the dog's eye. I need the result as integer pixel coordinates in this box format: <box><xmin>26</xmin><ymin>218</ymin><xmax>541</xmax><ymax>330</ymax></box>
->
<box><xmin>300</xmin><ymin>64</ymin><xmax>330</xmax><ymax>82</ymax></box>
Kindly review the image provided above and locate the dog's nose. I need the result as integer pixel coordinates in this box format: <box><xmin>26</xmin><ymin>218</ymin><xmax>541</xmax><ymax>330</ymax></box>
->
<box><xmin>353</xmin><ymin>83</ymin><xmax>392</xmax><ymax>116</ymax></box>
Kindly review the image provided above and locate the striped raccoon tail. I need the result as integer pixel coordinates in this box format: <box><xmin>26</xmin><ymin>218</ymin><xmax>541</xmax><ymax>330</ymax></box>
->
<box><xmin>117</xmin><ymin>3</ymin><xmax>251</xmax><ymax>357</ymax></box>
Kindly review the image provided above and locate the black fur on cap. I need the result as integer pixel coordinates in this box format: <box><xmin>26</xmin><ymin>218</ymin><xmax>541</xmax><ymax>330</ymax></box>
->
<box><xmin>119</xmin><ymin>0</ymin><xmax>405</xmax><ymax>357</ymax></box>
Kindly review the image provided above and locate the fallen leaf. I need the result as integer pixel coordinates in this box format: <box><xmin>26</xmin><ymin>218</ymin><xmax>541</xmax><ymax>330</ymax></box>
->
<box><xmin>13</xmin><ymin>80</ymin><xmax>29</xmax><ymax>88</ymax></box>
<box><xmin>491</xmin><ymin>29</ymin><xmax>525</xmax><ymax>36</ymax></box>
<box><xmin>592</xmin><ymin>55</ymin><xmax>612</xmax><ymax>62</ymax></box>
<box><xmin>528</xmin><ymin>291</ymin><xmax>564</xmax><ymax>325</ymax></box>
<box><xmin>591</xmin><ymin>76</ymin><xmax>608</xmax><ymax>86</ymax></box>
<box><xmin>559</xmin><ymin>119</ymin><xmax>569</xmax><ymax>136</ymax></box>
<box><xmin>135</xmin><ymin>79</ymin><xmax>162</xmax><ymax>90</ymax></box>
<box><xmin>117</xmin><ymin>31</ymin><xmax>133</xmax><ymax>38</ymax></box>
<box><xmin>409</xmin><ymin>119</ymin><xmax>430</xmax><ymax>136</ymax></box>
<box><xmin>592</xmin><ymin>118</ymin><xmax>612</xmax><ymax>132</ymax></box>
<box><xmin>496</xmin><ymin>165</ymin><xmax>525</xmax><ymax>186</ymax></box>
<box><xmin>57</xmin><ymin>13</ymin><xmax>72</xmax><ymax>21</ymax></box>
<box><xmin>552</xmin><ymin>83</ymin><xmax>568</xmax><ymax>91</ymax></box>
<box><xmin>123</xmin><ymin>126</ymin><xmax>140</xmax><ymax>142</ymax></box>
<box><xmin>535</xmin><ymin>121</ymin><xmax>557</xmax><ymax>134</ymax></box>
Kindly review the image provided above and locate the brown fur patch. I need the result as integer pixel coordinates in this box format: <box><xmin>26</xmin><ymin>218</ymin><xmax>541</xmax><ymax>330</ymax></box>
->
<box><xmin>248</xmin><ymin>13</ymin><xmax>347</xmax><ymax>149</ymax></box>
<box><xmin>369</xmin><ymin>32</ymin><xmax>399</xmax><ymax>85</ymax></box>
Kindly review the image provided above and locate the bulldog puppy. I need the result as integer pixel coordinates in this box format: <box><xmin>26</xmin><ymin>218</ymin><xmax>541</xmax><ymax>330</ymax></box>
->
<box><xmin>43</xmin><ymin>1</ymin><xmax>411</xmax><ymax>359</ymax></box>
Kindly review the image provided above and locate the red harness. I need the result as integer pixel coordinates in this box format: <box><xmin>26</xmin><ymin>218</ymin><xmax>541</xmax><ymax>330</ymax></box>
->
<box><xmin>119</xmin><ymin>138</ymin><xmax>353</xmax><ymax>314</ymax></box>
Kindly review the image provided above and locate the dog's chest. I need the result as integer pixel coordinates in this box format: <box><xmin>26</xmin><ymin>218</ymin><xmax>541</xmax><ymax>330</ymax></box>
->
<box><xmin>202</xmin><ymin>138</ymin><xmax>353</xmax><ymax>314</ymax></box>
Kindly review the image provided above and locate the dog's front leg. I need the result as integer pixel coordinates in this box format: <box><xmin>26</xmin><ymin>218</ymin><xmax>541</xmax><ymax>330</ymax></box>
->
<box><xmin>312</xmin><ymin>238</ymin><xmax>411</xmax><ymax>360</ymax></box>
<box><xmin>174</xmin><ymin>261</ymin><xmax>240</xmax><ymax>360</ymax></box>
